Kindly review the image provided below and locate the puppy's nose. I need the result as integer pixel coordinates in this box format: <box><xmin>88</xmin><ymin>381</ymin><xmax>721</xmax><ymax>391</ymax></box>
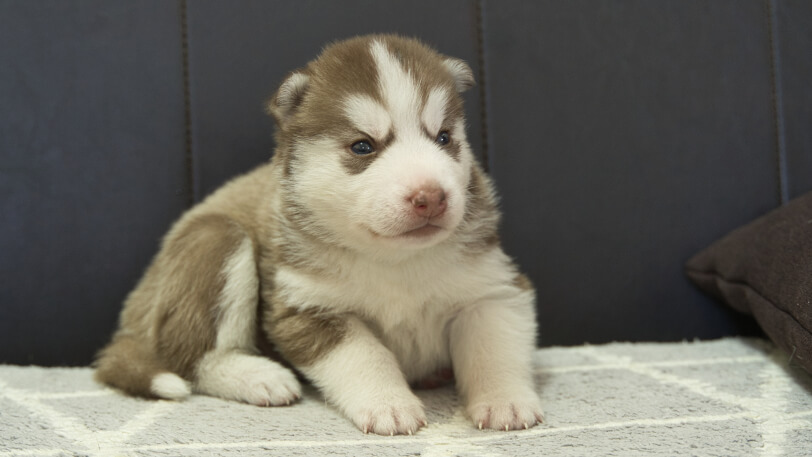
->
<box><xmin>409</xmin><ymin>186</ymin><xmax>447</xmax><ymax>218</ymax></box>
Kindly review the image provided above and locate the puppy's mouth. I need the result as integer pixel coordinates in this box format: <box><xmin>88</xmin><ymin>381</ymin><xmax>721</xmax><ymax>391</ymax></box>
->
<box><xmin>367</xmin><ymin>222</ymin><xmax>445</xmax><ymax>240</ymax></box>
<box><xmin>400</xmin><ymin>223</ymin><xmax>444</xmax><ymax>238</ymax></box>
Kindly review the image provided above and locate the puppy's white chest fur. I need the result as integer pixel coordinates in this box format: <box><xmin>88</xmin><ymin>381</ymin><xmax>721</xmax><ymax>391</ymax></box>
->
<box><xmin>274</xmin><ymin>245</ymin><xmax>515</xmax><ymax>382</ymax></box>
<box><xmin>372</xmin><ymin>304</ymin><xmax>452</xmax><ymax>382</ymax></box>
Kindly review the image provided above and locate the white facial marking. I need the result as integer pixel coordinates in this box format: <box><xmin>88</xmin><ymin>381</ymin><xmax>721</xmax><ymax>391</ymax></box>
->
<box><xmin>422</xmin><ymin>87</ymin><xmax>449</xmax><ymax>135</ymax></box>
<box><xmin>291</xmin><ymin>39</ymin><xmax>475</xmax><ymax>255</ymax></box>
<box><xmin>343</xmin><ymin>94</ymin><xmax>392</xmax><ymax>140</ymax></box>
<box><xmin>451</xmin><ymin>118</ymin><xmax>467</xmax><ymax>141</ymax></box>
<box><xmin>370</xmin><ymin>40</ymin><xmax>421</xmax><ymax>130</ymax></box>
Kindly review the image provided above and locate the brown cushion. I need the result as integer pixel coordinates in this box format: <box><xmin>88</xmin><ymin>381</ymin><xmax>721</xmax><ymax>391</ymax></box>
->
<box><xmin>685</xmin><ymin>192</ymin><xmax>812</xmax><ymax>373</ymax></box>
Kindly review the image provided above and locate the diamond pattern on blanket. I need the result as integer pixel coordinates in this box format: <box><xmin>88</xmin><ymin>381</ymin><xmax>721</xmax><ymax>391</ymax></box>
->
<box><xmin>0</xmin><ymin>399</ymin><xmax>77</xmax><ymax>452</ymax></box>
<box><xmin>539</xmin><ymin>367</ymin><xmax>744</xmax><ymax>426</ymax></box>
<box><xmin>49</xmin><ymin>395</ymin><xmax>155</xmax><ymax>432</ymax></box>
<box><xmin>507</xmin><ymin>419</ymin><xmax>764</xmax><ymax>457</ymax></box>
<box><xmin>1</xmin><ymin>338</ymin><xmax>810</xmax><ymax>457</ymax></box>
<box><xmin>133</xmin><ymin>394</ymin><xmax>355</xmax><ymax>446</ymax></box>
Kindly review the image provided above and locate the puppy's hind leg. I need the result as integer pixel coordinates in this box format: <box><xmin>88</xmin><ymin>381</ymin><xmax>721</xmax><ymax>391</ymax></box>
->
<box><xmin>192</xmin><ymin>233</ymin><xmax>301</xmax><ymax>406</ymax></box>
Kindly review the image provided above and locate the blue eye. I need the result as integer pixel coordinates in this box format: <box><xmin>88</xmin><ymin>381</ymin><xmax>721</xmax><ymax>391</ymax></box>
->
<box><xmin>351</xmin><ymin>140</ymin><xmax>375</xmax><ymax>155</ymax></box>
<box><xmin>436</xmin><ymin>131</ymin><xmax>450</xmax><ymax>146</ymax></box>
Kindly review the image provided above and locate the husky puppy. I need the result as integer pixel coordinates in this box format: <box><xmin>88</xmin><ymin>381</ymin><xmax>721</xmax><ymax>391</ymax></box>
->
<box><xmin>95</xmin><ymin>34</ymin><xmax>543</xmax><ymax>435</ymax></box>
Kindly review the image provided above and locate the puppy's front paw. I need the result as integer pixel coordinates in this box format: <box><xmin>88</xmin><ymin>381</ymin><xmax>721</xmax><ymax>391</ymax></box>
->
<box><xmin>468</xmin><ymin>396</ymin><xmax>545</xmax><ymax>431</ymax></box>
<box><xmin>351</xmin><ymin>397</ymin><xmax>427</xmax><ymax>436</ymax></box>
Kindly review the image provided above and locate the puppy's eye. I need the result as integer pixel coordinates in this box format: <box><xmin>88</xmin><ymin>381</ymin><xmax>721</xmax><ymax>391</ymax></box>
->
<box><xmin>350</xmin><ymin>140</ymin><xmax>375</xmax><ymax>155</ymax></box>
<box><xmin>436</xmin><ymin>131</ymin><xmax>451</xmax><ymax>146</ymax></box>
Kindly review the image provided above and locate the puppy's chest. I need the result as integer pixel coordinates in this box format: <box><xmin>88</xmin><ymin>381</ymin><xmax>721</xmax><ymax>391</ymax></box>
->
<box><xmin>277</xmin><ymin>256</ymin><xmax>477</xmax><ymax>379</ymax></box>
<box><xmin>344</xmin><ymin>261</ymin><xmax>481</xmax><ymax>379</ymax></box>
<box><xmin>368</xmin><ymin>304</ymin><xmax>454</xmax><ymax>382</ymax></box>
<box><xmin>334</xmin><ymin>259</ymin><xmax>471</xmax><ymax>325</ymax></box>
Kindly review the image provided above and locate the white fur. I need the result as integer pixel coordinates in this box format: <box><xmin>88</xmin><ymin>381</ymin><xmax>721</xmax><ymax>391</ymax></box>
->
<box><xmin>195</xmin><ymin>351</ymin><xmax>300</xmax><ymax>406</ymax></box>
<box><xmin>288</xmin><ymin>137</ymin><xmax>367</xmax><ymax>247</ymax></box>
<box><xmin>150</xmin><ymin>373</ymin><xmax>191</xmax><ymax>400</ymax></box>
<box><xmin>449</xmin><ymin>288</ymin><xmax>544</xmax><ymax>430</ymax></box>
<box><xmin>302</xmin><ymin>318</ymin><xmax>427</xmax><ymax>435</ymax></box>
<box><xmin>105</xmin><ymin>36</ymin><xmax>538</xmax><ymax>437</ymax></box>
<box><xmin>351</xmin><ymin>136</ymin><xmax>469</xmax><ymax>238</ymax></box>
<box><xmin>275</xmin><ymin>61</ymin><xmax>542</xmax><ymax>424</ymax></box>
<box><xmin>255</xmin><ymin>38</ymin><xmax>538</xmax><ymax>433</ymax></box>
<box><xmin>422</xmin><ymin>87</ymin><xmax>449</xmax><ymax>135</ymax></box>
<box><xmin>276</xmin><ymin>247</ymin><xmax>523</xmax><ymax>380</ymax></box>
<box><xmin>195</xmin><ymin>236</ymin><xmax>301</xmax><ymax>406</ymax></box>
<box><xmin>451</xmin><ymin>119</ymin><xmax>468</xmax><ymax>146</ymax></box>
<box><xmin>290</xmin><ymin>133</ymin><xmax>469</xmax><ymax>256</ymax></box>
<box><xmin>215</xmin><ymin>237</ymin><xmax>258</xmax><ymax>351</ymax></box>
<box><xmin>288</xmin><ymin>41</ymin><xmax>473</xmax><ymax>257</ymax></box>
<box><xmin>370</xmin><ymin>40</ymin><xmax>422</xmax><ymax>131</ymax></box>
<box><xmin>363</xmin><ymin>40</ymin><xmax>472</xmax><ymax>246</ymax></box>
<box><xmin>277</xmin><ymin>39</ymin><xmax>541</xmax><ymax>433</ymax></box>
<box><xmin>288</xmin><ymin>242</ymin><xmax>543</xmax><ymax>432</ymax></box>
<box><xmin>343</xmin><ymin>94</ymin><xmax>392</xmax><ymax>140</ymax></box>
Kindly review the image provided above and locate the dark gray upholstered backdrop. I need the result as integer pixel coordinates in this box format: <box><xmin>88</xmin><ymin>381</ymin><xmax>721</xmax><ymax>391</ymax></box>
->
<box><xmin>2</xmin><ymin>0</ymin><xmax>810</xmax><ymax>366</ymax></box>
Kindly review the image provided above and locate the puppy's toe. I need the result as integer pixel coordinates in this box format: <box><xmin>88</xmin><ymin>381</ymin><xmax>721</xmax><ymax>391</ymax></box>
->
<box><xmin>468</xmin><ymin>396</ymin><xmax>544</xmax><ymax>431</ymax></box>
<box><xmin>353</xmin><ymin>398</ymin><xmax>427</xmax><ymax>436</ymax></box>
<box><xmin>247</xmin><ymin>368</ymin><xmax>301</xmax><ymax>407</ymax></box>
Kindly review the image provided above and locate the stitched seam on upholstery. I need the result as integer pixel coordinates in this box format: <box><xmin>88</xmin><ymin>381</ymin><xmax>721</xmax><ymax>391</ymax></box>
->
<box><xmin>765</xmin><ymin>0</ymin><xmax>789</xmax><ymax>205</ymax></box>
<box><xmin>475</xmin><ymin>0</ymin><xmax>491</xmax><ymax>172</ymax></box>
<box><xmin>180</xmin><ymin>0</ymin><xmax>195</xmax><ymax>207</ymax></box>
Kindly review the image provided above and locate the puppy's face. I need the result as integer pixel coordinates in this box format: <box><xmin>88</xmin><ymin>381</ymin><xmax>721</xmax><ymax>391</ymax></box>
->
<box><xmin>269</xmin><ymin>36</ymin><xmax>476</xmax><ymax>254</ymax></box>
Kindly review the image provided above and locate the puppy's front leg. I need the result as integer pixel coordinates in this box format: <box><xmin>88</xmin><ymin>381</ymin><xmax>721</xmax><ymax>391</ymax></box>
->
<box><xmin>268</xmin><ymin>310</ymin><xmax>426</xmax><ymax>436</ymax></box>
<box><xmin>449</xmin><ymin>284</ymin><xmax>544</xmax><ymax>431</ymax></box>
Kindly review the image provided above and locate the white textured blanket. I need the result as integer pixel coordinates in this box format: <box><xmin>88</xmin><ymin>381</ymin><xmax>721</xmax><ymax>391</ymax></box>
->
<box><xmin>1</xmin><ymin>338</ymin><xmax>811</xmax><ymax>457</ymax></box>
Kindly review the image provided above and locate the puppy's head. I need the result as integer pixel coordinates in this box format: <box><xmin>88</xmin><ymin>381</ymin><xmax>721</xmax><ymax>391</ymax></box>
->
<box><xmin>268</xmin><ymin>35</ymin><xmax>477</xmax><ymax>254</ymax></box>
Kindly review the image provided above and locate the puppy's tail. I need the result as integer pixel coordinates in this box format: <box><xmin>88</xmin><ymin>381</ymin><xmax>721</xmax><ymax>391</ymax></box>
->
<box><xmin>94</xmin><ymin>335</ymin><xmax>191</xmax><ymax>400</ymax></box>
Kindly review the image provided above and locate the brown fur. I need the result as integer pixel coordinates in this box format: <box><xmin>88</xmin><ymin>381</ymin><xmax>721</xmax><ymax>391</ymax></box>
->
<box><xmin>265</xmin><ymin>36</ymin><xmax>488</xmax><ymax>366</ymax></box>
<box><xmin>513</xmin><ymin>273</ymin><xmax>534</xmax><ymax>292</ymax></box>
<box><xmin>340</xmin><ymin>130</ymin><xmax>396</xmax><ymax>176</ymax></box>
<box><xmin>95</xmin><ymin>34</ymin><xmax>493</xmax><ymax>401</ymax></box>
<box><xmin>457</xmin><ymin>165</ymin><xmax>501</xmax><ymax>254</ymax></box>
<box><xmin>95</xmin><ymin>213</ymin><xmax>252</xmax><ymax>393</ymax></box>
<box><xmin>264</xmin><ymin>305</ymin><xmax>349</xmax><ymax>367</ymax></box>
<box><xmin>340</xmin><ymin>145</ymin><xmax>381</xmax><ymax>176</ymax></box>
<box><xmin>439</xmin><ymin>132</ymin><xmax>462</xmax><ymax>161</ymax></box>
<box><xmin>95</xmin><ymin>165</ymin><xmax>274</xmax><ymax>394</ymax></box>
<box><xmin>276</xmin><ymin>35</ymin><xmax>469</xmax><ymax>177</ymax></box>
<box><xmin>154</xmin><ymin>215</ymin><xmax>248</xmax><ymax>377</ymax></box>
<box><xmin>94</xmin><ymin>335</ymin><xmax>169</xmax><ymax>398</ymax></box>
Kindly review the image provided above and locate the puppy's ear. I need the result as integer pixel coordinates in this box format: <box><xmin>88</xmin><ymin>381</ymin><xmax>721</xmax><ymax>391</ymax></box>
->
<box><xmin>267</xmin><ymin>71</ymin><xmax>310</xmax><ymax>126</ymax></box>
<box><xmin>442</xmin><ymin>58</ymin><xmax>475</xmax><ymax>93</ymax></box>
